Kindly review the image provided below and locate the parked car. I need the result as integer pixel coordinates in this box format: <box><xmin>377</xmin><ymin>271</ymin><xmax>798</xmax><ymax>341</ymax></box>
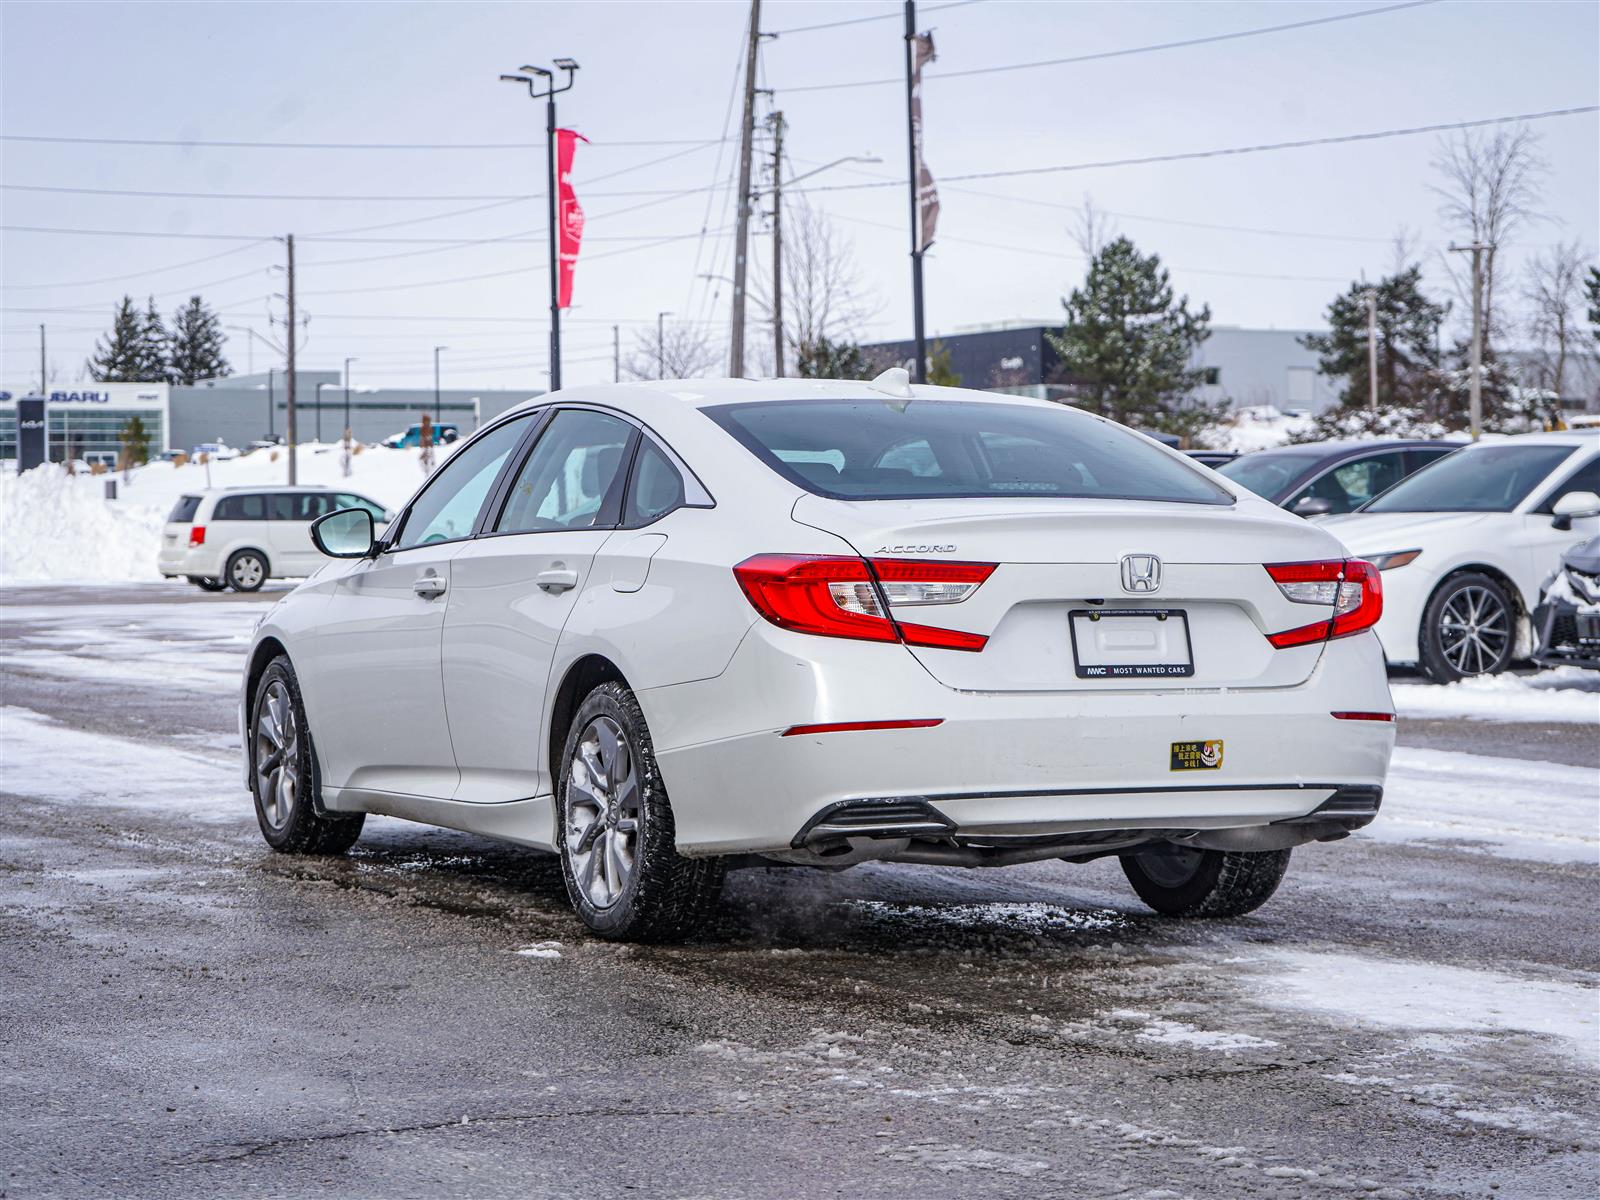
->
<box><xmin>383</xmin><ymin>422</ymin><xmax>461</xmax><ymax>449</ymax></box>
<box><xmin>1186</xmin><ymin>449</ymin><xmax>1239</xmax><ymax>468</ymax></box>
<box><xmin>242</xmin><ymin>374</ymin><xmax>1395</xmax><ymax>942</ymax></box>
<box><xmin>1218</xmin><ymin>439</ymin><xmax>1457</xmax><ymax>518</ymax></box>
<box><xmin>1532</xmin><ymin>533</ymin><xmax>1600</xmax><ymax>670</ymax></box>
<box><xmin>190</xmin><ymin>441</ymin><xmax>242</xmax><ymax>461</ymax></box>
<box><xmin>159</xmin><ymin>486</ymin><xmax>392</xmax><ymax>592</ymax></box>
<box><xmin>1323</xmin><ymin>431</ymin><xmax>1600</xmax><ymax>682</ymax></box>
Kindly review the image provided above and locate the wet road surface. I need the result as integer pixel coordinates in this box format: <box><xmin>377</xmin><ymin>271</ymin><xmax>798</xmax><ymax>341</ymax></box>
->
<box><xmin>2</xmin><ymin>583</ymin><xmax>1595</xmax><ymax>1198</ymax></box>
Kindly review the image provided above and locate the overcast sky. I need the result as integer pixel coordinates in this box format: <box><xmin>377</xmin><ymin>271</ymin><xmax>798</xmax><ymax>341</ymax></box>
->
<box><xmin>2</xmin><ymin>0</ymin><xmax>1596</xmax><ymax>393</ymax></box>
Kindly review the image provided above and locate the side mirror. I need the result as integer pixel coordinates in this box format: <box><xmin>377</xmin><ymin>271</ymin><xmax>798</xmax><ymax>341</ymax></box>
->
<box><xmin>311</xmin><ymin>508</ymin><xmax>376</xmax><ymax>558</ymax></box>
<box><xmin>1291</xmin><ymin>495</ymin><xmax>1333</xmax><ymax>517</ymax></box>
<box><xmin>1551</xmin><ymin>490</ymin><xmax>1600</xmax><ymax>531</ymax></box>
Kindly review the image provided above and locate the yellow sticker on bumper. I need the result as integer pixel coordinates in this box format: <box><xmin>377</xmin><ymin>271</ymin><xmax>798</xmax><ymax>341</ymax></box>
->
<box><xmin>1171</xmin><ymin>739</ymin><xmax>1224</xmax><ymax>770</ymax></box>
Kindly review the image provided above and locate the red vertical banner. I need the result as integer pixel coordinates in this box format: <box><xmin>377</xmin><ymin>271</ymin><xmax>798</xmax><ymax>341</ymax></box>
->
<box><xmin>556</xmin><ymin>129</ymin><xmax>588</xmax><ymax>309</ymax></box>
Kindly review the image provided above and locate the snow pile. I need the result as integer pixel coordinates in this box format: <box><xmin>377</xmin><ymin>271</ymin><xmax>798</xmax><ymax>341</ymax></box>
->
<box><xmin>0</xmin><ymin>467</ymin><xmax>166</xmax><ymax>584</ymax></box>
<box><xmin>0</xmin><ymin>441</ymin><xmax>457</xmax><ymax>586</ymax></box>
<box><xmin>1213</xmin><ymin>407</ymin><xmax>1315</xmax><ymax>454</ymax></box>
<box><xmin>1375</xmin><ymin>746</ymin><xmax>1599</xmax><ymax>864</ymax></box>
<box><xmin>1392</xmin><ymin>669</ymin><xmax>1599</xmax><ymax>725</ymax></box>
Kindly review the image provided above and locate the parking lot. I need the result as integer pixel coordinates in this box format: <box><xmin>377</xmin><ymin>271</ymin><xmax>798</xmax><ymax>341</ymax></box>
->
<box><xmin>2</xmin><ymin>583</ymin><xmax>1595</xmax><ymax>1198</ymax></box>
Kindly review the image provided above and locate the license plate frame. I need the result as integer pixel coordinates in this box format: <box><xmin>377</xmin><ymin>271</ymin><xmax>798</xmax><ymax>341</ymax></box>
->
<box><xmin>1068</xmin><ymin>608</ymin><xmax>1195</xmax><ymax>679</ymax></box>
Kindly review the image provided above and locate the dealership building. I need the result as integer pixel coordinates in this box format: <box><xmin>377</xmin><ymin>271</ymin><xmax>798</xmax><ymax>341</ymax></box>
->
<box><xmin>0</xmin><ymin>382</ymin><xmax>171</xmax><ymax>466</ymax></box>
<box><xmin>1</xmin><ymin>372</ymin><xmax>540</xmax><ymax>464</ymax></box>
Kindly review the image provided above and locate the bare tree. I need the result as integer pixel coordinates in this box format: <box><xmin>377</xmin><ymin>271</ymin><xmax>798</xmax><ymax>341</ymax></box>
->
<box><xmin>1524</xmin><ymin>239</ymin><xmax>1597</xmax><ymax>406</ymax></box>
<box><xmin>751</xmin><ymin>201</ymin><xmax>877</xmax><ymax>376</ymax></box>
<box><xmin>1431</xmin><ymin>125</ymin><xmax>1546</xmax><ymax>356</ymax></box>
<box><xmin>1388</xmin><ymin>225</ymin><xmax>1422</xmax><ymax>277</ymax></box>
<box><xmin>1072</xmin><ymin>194</ymin><xmax>1116</xmax><ymax>260</ymax></box>
<box><xmin>622</xmin><ymin>319</ymin><xmax>723</xmax><ymax>382</ymax></box>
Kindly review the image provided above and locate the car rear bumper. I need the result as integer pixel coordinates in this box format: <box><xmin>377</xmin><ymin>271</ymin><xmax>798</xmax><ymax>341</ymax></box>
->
<box><xmin>644</xmin><ymin>625</ymin><xmax>1396</xmax><ymax>857</ymax></box>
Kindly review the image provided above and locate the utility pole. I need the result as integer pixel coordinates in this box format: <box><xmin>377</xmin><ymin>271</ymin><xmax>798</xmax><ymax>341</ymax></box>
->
<box><xmin>433</xmin><ymin>346</ymin><xmax>448</xmax><ymax>422</ymax></box>
<box><xmin>769</xmin><ymin>110</ymin><xmax>785</xmax><ymax>378</ymax></box>
<box><xmin>728</xmin><ymin>0</ymin><xmax>762</xmax><ymax>378</ymax></box>
<box><xmin>1450</xmin><ymin>242</ymin><xmax>1488</xmax><ymax>441</ymax></box>
<box><xmin>499</xmin><ymin>59</ymin><xmax>578</xmax><ymax>393</ymax></box>
<box><xmin>657</xmin><ymin>311</ymin><xmax>672</xmax><ymax>380</ymax></box>
<box><xmin>1364</xmin><ymin>289</ymin><xmax>1379</xmax><ymax>413</ymax></box>
<box><xmin>267</xmin><ymin>368</ymin><xmax>275</xmax><ymax>442</ymax></box>
<box><xmin>904</xmin><ymin>0</ymin><xmax>928</xmax><ymax>383</ymax></box>
<box><xmin>612</xmin><ymin>324</ymin><xmax>620</xmax><ymax>383</ymax></box>
<box><xmin>284</xmin><ymin>234</ymin><xmax>298</xmax><ymax>485</ymax></box>
<box><xmin>38</xmin><ymin>324</ymin><xmax>46</xmax><ymax>395</ymax></box>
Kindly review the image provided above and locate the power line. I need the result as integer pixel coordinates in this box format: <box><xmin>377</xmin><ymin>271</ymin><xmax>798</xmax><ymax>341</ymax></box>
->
<box><xmin>770</xmin><ymin>0</ymin><xmax>983</xmax><ymax>37</ymax></box>
<box><xmin>0</xmin><ymin>133</ymin><xmax>726</xmax><ymax>151</ymax></box>
<box><xmin>0</xmin><ymin>239</ymin><xmax>276</xmax><ymax>290</ymax></box>
<box><xmin>793</xmin><ymin>106</ymin><xmax>1600</xmax><ymax>191</ymax></box>
<box><xmin>778</xmin><ymin>1</ymin><xmax>1440</xmax><ymax>92</ymax></box>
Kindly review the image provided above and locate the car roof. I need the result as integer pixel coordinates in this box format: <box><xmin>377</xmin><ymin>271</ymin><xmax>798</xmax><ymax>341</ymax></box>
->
<box><xmin>1239</xmin><ymin>438</ymin><xmax>1460</xmax><ymax>458</ymax></box>
<box><xmin>511</xmin><ymin>376</ymin><xmax>1087</xmax><ymax>414</ymax></box>
<box><xmin>199</xmin><ymin>484</ymin><xmax>350</xmax><ymax>494</ymax></box>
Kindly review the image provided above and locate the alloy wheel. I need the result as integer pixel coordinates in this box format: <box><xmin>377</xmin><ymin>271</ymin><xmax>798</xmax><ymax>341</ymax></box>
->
<box><xmin>565</xmin><ymin>715</ymin><xmax>641</xmax><ymax>910</ymax></box>
<box><xmin>254</xmin><ymin>680</ymin><xmax>299</xmax><ymax>829</ymax></box>
<box><xmin>1438</xmin><ymin>584</ymin><xmax>1511</xmax><ymax>676</ymax></box>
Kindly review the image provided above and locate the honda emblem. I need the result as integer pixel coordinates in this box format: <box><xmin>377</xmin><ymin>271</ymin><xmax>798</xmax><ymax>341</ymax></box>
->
<box><xmin>1120</xmin><ymin>554</ymin><xmax>1162</xmax><ymax>594</ymax></box>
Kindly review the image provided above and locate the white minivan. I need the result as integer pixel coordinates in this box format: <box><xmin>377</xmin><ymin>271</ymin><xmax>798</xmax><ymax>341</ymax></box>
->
<box><xmin>159</xmin><ymin>486</ymin><xmax>391</xmax><ymax>591</ymax></box>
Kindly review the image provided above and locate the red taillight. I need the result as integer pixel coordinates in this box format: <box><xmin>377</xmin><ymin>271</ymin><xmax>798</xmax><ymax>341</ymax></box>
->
<box><xmin>1331</xmin><ymin>711</ymin><xmax>1395</xmax><ymax>722</ymax></box>
<box><xmin>1264</xmin><ymin>559</ymin><xmax>1382</xmax><ymax>648</ymax></box>
<box><xmin>733</xmin><ymin>554</ymin><xmax>992</xmax><ymax>651</ymax></box>
<box><xmin>188</xmin><ymin>525</ymin><xmax>206</xmax><ymax>546</ymax></box>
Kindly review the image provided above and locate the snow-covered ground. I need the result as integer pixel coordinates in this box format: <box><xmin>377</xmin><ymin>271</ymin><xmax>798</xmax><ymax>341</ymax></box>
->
<box><xmin>0</xmin><ymin>441</ymin><xmax>455</xmax><ymax>585</ymax></box>
<box><xmin>1392</xmin><ymin>668</ymin><xmax>1600</xmax><ymax>724</ymax></box>
<box><xmin>1212</xmin><ymin>407</ymin><xmax>1315</xmax><ymax>454</ymax></box>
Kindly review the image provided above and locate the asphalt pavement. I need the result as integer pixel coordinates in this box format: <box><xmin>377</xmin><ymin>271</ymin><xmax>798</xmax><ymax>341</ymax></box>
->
<box><xmin>1</xmin><ymin>583</ymin><xmax>1595</xmax><ymax>1199</ymax></box>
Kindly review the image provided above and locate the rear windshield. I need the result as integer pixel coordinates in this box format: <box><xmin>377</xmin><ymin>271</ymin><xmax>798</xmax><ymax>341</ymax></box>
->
<box><xmin>706</xmin><ymin>399</ymin><xmax>1232</xmax><ymax>505</ymax></box>
<box><xmin>1362</xmin><ymin>443</ymin><xmax>1574</xmax><ymax>513</ymax></box>
<box><xmin>168</xmin><ymin>495</ymin><xmax>202</xmax><ymax>523</ymax></box>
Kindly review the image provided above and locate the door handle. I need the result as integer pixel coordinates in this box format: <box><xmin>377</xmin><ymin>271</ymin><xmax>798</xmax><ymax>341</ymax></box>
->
<box><xmin>537</xmin><ymin>566</ymin><xmax>579</xmax><ymax>593</ymax></box>
<box><xmin>412</xmin><ymin>574</ymin><xmax>447</xmax><ymax>599</ymax></box>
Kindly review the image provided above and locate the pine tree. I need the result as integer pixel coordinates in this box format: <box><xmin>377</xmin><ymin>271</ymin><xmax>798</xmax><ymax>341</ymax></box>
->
<box><xmin>136</xmin><ymin>297</ymin><xmax>170</xmax><ymax>383</ymax></box>
<box><xmin>1586</xmin><ymin>266</ymin><xmax>1600</xmax><ymax>345</ymax></box>
<box><xmin>1297</xmin><ymin>266</ymin><xmax>1449</xmax><ymax>439</ymax></box>
<box><xmin>926</xmin><ymin>342</ymin><xmax>961</xmax><ymax>386</ymax></box>
<box><xmin>87</xmin><ymin>297</ymin><xmax>147</xmax><ymax>382</ymax></box>
<box><xmin>796</xmin><ymin>337</ymin><xmax>868</xmax><ymax>379</ymax></box>
<box><xmin>118</xmin><ymin>415</ymin><xmax>151</xmax><ymax>479</ymax></box>
<box><xmin>1045</xmin><ymin>237</ymin><xmax>1218</xmax><ymax>436</ymax></box>
<box><xmin>167</xmin><ymin>295</ymin><xmax>232</xmax><ymax>384</ymax></box>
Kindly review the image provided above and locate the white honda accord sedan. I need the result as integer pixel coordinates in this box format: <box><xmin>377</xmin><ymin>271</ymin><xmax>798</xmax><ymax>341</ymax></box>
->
<box><xmin>241</xmin><ymin>372</ymin><xmax>1395</xmax><ymax>940</ymax></box>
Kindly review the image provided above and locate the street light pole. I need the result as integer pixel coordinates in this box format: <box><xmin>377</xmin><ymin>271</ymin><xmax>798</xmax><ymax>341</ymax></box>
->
<box><xmin>343</xmin><ymin>356</ymin><xmax>358</xmax><ymax>441</ymax></box>
<box><xmin>657</xmin><ymin>311</ymin><xmax>672</xmax><ymax>380</ymax></box>
<box><xmin>904</xmin><ymin>0</ymin><xmax>928</xmax><ymax>383</ymax></box>
<box><xmin>500</xmin><ymin>59</ymin><xmax>578</xmax><ymax>393</ymax></box>
<box><xmin>1363</xmin><ymin>289</ymin><xmax>1379</xmax><ymax>413</ymax></box>
<box><xmin>768</xmin><ymin>111</ymin><xmax>785</xmax><ymax>377</ymax></box>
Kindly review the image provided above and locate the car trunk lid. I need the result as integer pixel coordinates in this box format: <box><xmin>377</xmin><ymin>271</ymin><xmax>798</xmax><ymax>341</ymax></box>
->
<box><xmin>793</xmin><ymin>495</ymin><xmax>1346</xmax><ymax>692</ymax></box>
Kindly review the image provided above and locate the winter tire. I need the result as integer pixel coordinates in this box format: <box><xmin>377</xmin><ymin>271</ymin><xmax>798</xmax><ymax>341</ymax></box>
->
<box><xmin>250</xmin><ymin>656</ymin><xmax>364</xmax><ymax>855</ymax></box>
<box><xmin>1419</xmin><ymin>571</ymin><xmax>1516</xmax><ymax>684</ymax></box>
<box><xmin>557</xmin><ymin>681</ymin><xmax>723</xmax><ymax>942</ymax></box>
<box><xmin>1120</xmin><ymin>844</ymin><xmax>1291</xmax><ymax>918</ymax></box>
<box><xmin>189</xmin><ymin>576</ymin><xmax>228</xmax><ymax>592</ymax></box>
<box><xmin>226</xmin><ymin>549</ymin><xmax>269</xmax><ymax>592</ymax></box>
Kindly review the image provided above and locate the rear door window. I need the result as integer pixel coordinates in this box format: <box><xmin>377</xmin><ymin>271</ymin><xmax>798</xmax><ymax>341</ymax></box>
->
<box><xmin>212</xmin><ymin>494</ymin><xmax>267</xmax><ymax>521</ymax></box>
<box><xmin>494</xmin><ymin>410</ymin><xmax>636</xmax><ymax>534</ymax></box>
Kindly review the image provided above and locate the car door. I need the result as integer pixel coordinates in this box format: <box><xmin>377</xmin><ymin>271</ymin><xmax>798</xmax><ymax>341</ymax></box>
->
<box><xmin>267</xmin><ymin>492</ymin><xmax>328</xmax><ymax>575</ymax></box>
<box><xmin>1289</xmin><ymin>450</ymin><xmax>1407</xmax><ymax>516</ymax></box>
<box><xmin>1518</xmin><ymin>454</ymin><xmax>1600</xmax><ymax>597</ymax></box>
<box><xmin>303</xmin><ymin>413</ymin><xmax>539</xmax><ymax>800</ymax></box>
<box><xmin>442</xmin><ymin>408</ymin><xmax>638</xmax><ymax>803</ymax></box>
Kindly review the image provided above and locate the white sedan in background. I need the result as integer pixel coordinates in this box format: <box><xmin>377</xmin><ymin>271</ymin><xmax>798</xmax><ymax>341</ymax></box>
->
<box><xmin>241</xmin><ymin>374</ymin><xmax>1395</xmax><ymax>941</ymax></box>
<box><xmin>1324</xmin><ymin>430</ymin><xmax>1600</xmax><ymax>682</ymax></box>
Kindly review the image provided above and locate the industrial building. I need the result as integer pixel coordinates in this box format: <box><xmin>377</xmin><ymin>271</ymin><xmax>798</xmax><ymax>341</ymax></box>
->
<box><xmin>861</xmin><ymin>322</ymin><xmax>1342</xmax><ymax>413</ymax></box>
